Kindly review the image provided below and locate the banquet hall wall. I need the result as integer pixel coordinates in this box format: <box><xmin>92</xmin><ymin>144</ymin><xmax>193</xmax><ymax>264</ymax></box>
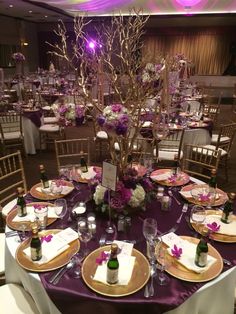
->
<box><xmin>0</xmin><ymin>14</ymin><xmax>236</xmax><ymax>77</ymax></box>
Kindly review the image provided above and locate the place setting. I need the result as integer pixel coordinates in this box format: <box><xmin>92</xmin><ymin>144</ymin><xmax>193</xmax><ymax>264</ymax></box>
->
<box><xmin>150</xmin><ymin>168</ymin><xmax>190</xmax><ymax>187</ymax></box>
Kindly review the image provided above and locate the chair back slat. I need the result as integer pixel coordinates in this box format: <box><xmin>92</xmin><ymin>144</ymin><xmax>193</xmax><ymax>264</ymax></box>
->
<box><xmin>182</xmin><ymin>144</ymin><xmax>221</xmax><ymax>181</ymax></box>
<box><xmin>0</xmin><ymin>151</ymin><xmax>27</xmax><ymax>208</ymax></box>
<box><xmin>55</xmin><ymin>138</ymin><xmax>91</xmax><ymax>174</ymax></box>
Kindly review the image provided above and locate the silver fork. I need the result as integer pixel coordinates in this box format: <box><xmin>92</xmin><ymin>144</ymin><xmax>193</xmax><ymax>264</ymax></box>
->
<box><xmin>168</xmin><ymin>203</ymin><xmax>188</xmax><ymax>233</ymax></box>
<box><xmin>168</xmin><ymin>190</ymin><xmax>181</xmax><ymax>206</ymax></box>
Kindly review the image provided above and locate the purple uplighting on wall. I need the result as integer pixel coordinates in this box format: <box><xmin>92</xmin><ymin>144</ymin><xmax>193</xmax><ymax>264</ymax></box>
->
<box><xmin>175</xmin><ymin>0</ymin><xmax>203</xmax><ymax>6</ymax></box>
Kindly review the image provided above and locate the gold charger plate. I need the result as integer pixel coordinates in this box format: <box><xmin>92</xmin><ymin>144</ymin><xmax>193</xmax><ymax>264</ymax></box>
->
<box><xmin>6</xmin><ymin>202</ymin><xmax>57</xmax><ymax>232</ymax></box>
<box><xmin>82</xmin><ymin>246</ymin><xmax>150</xmax><ymax>297</ymax></box>
<box><xmin>16</xmin><ymin>229</ymin><xmax>80</xmax><ymax>272</ymax></box>
<box><xmin>180</xmin><ymin>184</ymin><xmax>228</xmax><ymax>207</ymax></box>
<box><xmin>30</xmin><ymin>180</ymin><xmax>74</xmax><ymax>200</ymax></box>
<box><xmin>191</xmin><ymin>210</ymin><xmax>236</xmax><ymax>243</ymax></box>
<box><xmin>75</xmin><ymin>166</ymin><xmax>102</xmax><ymax>183</ymax></box>
<box><xmin>157</xmin><ymin>236</ymin><xmax>223</xmax><ymax>283</ymax></box>
<box><xmin>150</xmin><ymin>169</ymin><xmax>190</xmax><ymax>187</ymax></box>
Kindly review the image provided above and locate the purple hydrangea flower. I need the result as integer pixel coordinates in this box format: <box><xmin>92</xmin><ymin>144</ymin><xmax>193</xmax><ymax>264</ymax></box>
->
<box><xmin>111</xmin><ymin>104</ymin><xmax>122</xmax><ymax>113</ymax></box>
<box><xmin>97</xmin><ymin>115</ymin><xmax>105</xmax><ymax>126</ymax></box>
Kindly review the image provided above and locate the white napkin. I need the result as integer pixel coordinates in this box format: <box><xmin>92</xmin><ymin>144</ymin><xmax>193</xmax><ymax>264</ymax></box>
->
<box><xmin>12</xmin><ymin>206</ymin><xmax>60</xmax><ymax>222</ymax></box>
<box><xmin>204</xmin><ymin>215</ymin><xmax>236</xmax><ymax>236</ymax></box>
<box><xmin>179</xmin><ymin>190</ymin><xmax>192</xmax><ymax>198</ymax></box>
<box><xmin>151</xmin><ymin>172</ymin><xmax>172</xmax><ymax>181</ymax></box>
<box><xmin>77</xmin><ymin>167</ymin><xmax>96</xmax><ymax>180</ymax></box>
<box><xmin>162</xmin><ymin>233</ymin><xmax>217</xmax><ymax>274</ymax></box>
<box><xmin>23</xmin><ymin>227</ymin><xmax>78</xmax><ymax>265</ymax></box>
<box><xmin>93</xmin><ymin>241</ymin><xmax>135</xmax><ymax>286</ymax></box>
<box><xmin>180</xmin><ymin>188</ymin><xmax>220</xmax><ymax>200</ymax></box>
<box><xmin>36</xmin><ymin>181</ymin><xmax>73</xmax><ymax>196</ymax></box>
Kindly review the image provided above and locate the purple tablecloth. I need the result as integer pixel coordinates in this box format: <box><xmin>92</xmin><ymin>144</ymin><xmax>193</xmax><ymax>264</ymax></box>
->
<box><xmin>23</xmin><ymin>109</ymin><xmax>42</xmax><ymax>128</ymax></box>
<box><xmin>24</xmin><ymin>180</ymin><xmax>235</xmax><ymax>314</ymax></box>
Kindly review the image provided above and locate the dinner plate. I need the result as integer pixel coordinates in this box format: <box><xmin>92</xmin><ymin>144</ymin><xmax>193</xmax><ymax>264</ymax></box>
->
<box><xmin>157</xmin><ymin>236</ymin><xmax>223</xmax><ymax>283</ymax></box>
<box><xmin>30</xmin><ymin>180</ymin><xmax>74</xmax><ymax>200</ymax></box>
<box><xmin>82</xmin><ymin>246</ymin><xmax>150</xmax><ymax>297</ymax></box>
<box><xmin>150</xmin><ymin>169</ymin><xmax>190</xmax><ymax>186</ymax></box>
<box><xmin>6</xmin><ymin>202</ymin><xmax>57</xmax><ymax>231</ymax></box>
<box><xmin>75</xmin><ymin>166</ymin><xmax>102</xmax><ymax>183</ymax></box>
<box><xmin>191</xmin><ymin>209</ymin><xmax>236</xmax><ymax>243</ymax></box>
<box><xmin>16</xmin><ymin>229</ymin><xmax>80</xmax><ymax>272</ymax></box>
<box><xmin>180</xmin><ymin>184</ymin><xmax>228</xmax><ymax>207</ymax></box>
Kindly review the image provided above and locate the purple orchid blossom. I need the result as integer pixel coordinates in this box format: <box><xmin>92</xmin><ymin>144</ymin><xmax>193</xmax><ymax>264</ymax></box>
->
<box><xmin>207</xmin><ymin>222</ymin><xmax>220</xmax><ymax>232</ymax></box>
<box><xmin>95</xmin><ymin>251</ymin><xmax>110</xmax><ymax>265</ymax></box>
<box><xmin>41</xmin><ymin>234</ymin><xmax>53</xmax><ymax>243</ymax></box>
<box><xmin>171</xmin><ymin>244</ymin><xmax>183</xmax><ymax>259</ymax></box>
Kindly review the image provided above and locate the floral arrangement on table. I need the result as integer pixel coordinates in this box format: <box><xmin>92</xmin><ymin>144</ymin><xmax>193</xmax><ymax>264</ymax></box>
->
<box><xmin>52</xmin><ymin>102</ymin><xmax>85</xmax><ymax>126</ymax></box>
<box><xmin>92</xmin><ymin>167</ymin><xmax>154</xmax><ymax>217</ymax></box>
<box><xmin>142</xmin><ymin>62</ymin><xmax>164</xmax><ymax>84</ymax></box>
<box><xmin>12</xmin><ymin>52</ymin><xmax>25</xmax><ymax>62</ymax></box>
<box><xmin>97</xmin><ymin>103</ymin><xmax>130</xmax><ymax>136</ymax></box>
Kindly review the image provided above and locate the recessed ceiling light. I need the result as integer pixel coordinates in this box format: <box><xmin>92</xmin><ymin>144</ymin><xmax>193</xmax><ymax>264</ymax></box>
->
<box><xmin>45</xmin><ymin>15</ymin><xmax>48</xmax><ymax>18</ymax></box>
<box><xmin>29</xmin><ymin>10</ymin><xmax>32</xmax><ymax>13</ymax></box>
<box><xmin>9</xmin><ymin>4</ymin><xmax>13</xmax><ymax>8</ymax></box>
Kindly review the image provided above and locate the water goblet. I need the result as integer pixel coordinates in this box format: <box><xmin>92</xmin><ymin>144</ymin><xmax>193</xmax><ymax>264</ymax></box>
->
<box><xmin>190</xmin><ymin>205</ymin><xmax>206</xmax><ymax>236</ymax></box>
<box><xmin>78</xmin><ymin>218</ymin><xmax>92</xmax><ymax>258</ymax></box>
<box><xmin>142</xmin><ymin>218</ymin><xmax>158</xmax><ymax>258</ymax></box>
<box><xmin>17</xmin><ymin>223</ymin><xmax>27</xmax><ymax>242</ymax></box>
<box><xmin>155</xmin><ymin>238</ymin><xmax>170</xmax><ymax>286</ymax></box>
<box><xmin>54</xmin><ymin>198</ymin><xmax>68</xmax><ymax>228</ymax></box>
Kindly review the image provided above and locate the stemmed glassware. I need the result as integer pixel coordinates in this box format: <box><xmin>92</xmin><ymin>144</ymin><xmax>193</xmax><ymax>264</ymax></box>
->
<box><xmin>77</xmin><ymin>218</ymin><xmax>92</xmax><ymax>258</ymax></box>
<box><xmin>190</xmin><ymin>205</ymin><xmax>206</xmax><ymax>235</ymax></box>
<box><xmin>54</xmin><ymin>198</ymin><xmax>68</xmax><ymax>228</ymax></box>
<box><xmin>155</xmin><ymin>238</ymin><xmax>170</xmax><ymax>286</ymax></box>
<box><xmin>142</xmin><ymin>218</ymin><xmax>158</xmax><ymax>258</ymax></box>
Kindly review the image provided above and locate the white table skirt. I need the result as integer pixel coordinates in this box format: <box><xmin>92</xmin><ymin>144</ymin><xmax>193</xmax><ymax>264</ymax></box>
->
<box><xmin>4</xmin><ymin>183</ymin><xmax>236</xmax><ymax>314</ymax></box>
<box><xmin>22</xmin><ymin>116</ymin><xmax>41</xmax><ymax>155</ymax></box>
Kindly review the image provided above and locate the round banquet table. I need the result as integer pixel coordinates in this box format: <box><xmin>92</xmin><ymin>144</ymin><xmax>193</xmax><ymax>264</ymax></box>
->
<box><xmin>22</xmin><ymin>110</ymin><xmax>42</xmax><ymax>154</ymax></box>
<box><xmin>4</xmin><ymin>177</ymin><xmax>236</xmax><ymax>314</ymax></box>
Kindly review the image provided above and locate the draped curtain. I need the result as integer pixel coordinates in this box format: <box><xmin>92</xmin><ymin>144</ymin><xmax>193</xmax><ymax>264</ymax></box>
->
<box><xmin>142</xmin><ymin>30</ymin><xmax>234</xmax><ymax>75</ymax></box>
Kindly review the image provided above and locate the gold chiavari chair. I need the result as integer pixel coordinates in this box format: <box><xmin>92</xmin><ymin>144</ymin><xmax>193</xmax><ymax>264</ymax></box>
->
<box><xmin>182</xmin><ymin>144</ymin><xmax>222</xmax><ymax>181</ymax></box>
<box><xmin>203</xmin><ymin>122</ymin><xmax>236</xmax><ymax>180</ymax></box>
<box><xmin>0</xmin><ymin>150</ymin><xmax>27</xmax><ymax>208</ymax></box>
<box><xmin>55</xmin><ymin>138</ymin><xmax>91</xmax><ymax>174</ymax></box>
<box><xmin>0</xmin><ymin>113</ymin><xmax>25</xmax><ymax>156</ymax></box>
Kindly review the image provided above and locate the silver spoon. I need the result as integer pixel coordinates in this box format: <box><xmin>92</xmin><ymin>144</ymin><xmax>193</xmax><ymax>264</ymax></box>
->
<box><xmin>49</xmin><ymin>259</ymin><xmax>76</xmax><ymax>285</ymax></box>
<box><xmin>168</xmin><ymin>190</ymin><xmax>181</xmax><ymax>205</ymax></box>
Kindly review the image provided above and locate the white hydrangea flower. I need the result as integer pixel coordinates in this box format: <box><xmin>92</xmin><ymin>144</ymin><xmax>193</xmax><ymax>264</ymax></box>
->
<box><xmin>93</xmin><ymin>185</ymin><xmax>107</xmax><ymax>205</ymax></box>
<box><xmin>128</xmin><ymin>185</ymin><xmax>145</xmax><ymax>208</ymax></box>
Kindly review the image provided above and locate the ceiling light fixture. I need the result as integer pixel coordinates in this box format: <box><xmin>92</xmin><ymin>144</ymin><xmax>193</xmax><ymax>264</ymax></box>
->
<box><xmin>9</xmin><ymin>4</ymin><xmax>13</xmax><ymax>8</ymax></box>
<box><xmin>29</xmin><ymin>10</ymin><xmax>33</xmax><ymax>13</ymax></box>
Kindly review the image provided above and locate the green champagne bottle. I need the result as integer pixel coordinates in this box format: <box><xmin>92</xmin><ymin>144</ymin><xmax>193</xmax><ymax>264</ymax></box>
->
<box><xmin>221</xmin><ymin>193</ymin><xmax>235</xmax><ymax>224</ymax></box>
<box><xmin>30</xmin><ymin>225</ymin><xmax>42</xmax><ymax>261</ymax></box>
<box><xmin>39</xmin><ymin>164</ymin><xmax>49</xmax><ymax>188</ymax></box>
<box><xmin>80</xmin><ymin>157</ymin><xmax>88</xmax><ymax>173</ymax></box>
<box><xmin>16</xmin><ymin>187</ymin><xmax>27</xmax><ymax>217</ymax></box>
<box><xmin>106</xmin><ymin>243</ymin><xmax>119</xmax><ymax>284</ymax></box>
<box><xmin>209</xmin><ymin>168</ymin><xmax>217</xmax><ymax>189</ymax></box>
<box><xmin>195</xmin><ymin>236</ymin><xmax>208</xmax><ymax>267</ymax></box>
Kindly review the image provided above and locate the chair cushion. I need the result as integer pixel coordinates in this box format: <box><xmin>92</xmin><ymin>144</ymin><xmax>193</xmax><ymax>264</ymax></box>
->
<box><xmin>39</xmin><ymin>124</ymin><xmax>60</xmax><ymax>132</ymax></box>
<box><xmin>43</xmin><ymin>117</ymin><xmax>59</xmax><ymax>124</ymax></box>
<box><xmin>96</xmin><ymin>131</ymin><xmax>108</xmax><ymax>139</ymax></box>
<box><xmin>193</xmin><ymin>145</ymin><xmax>227</xmax><ymax>157</ymax></box>
<box><xmin>153</xmin><ymin>148</ymin><xmax>183</xmax><ymax>160</ymax></box>
<box><xmin>211</xmin><ymin>134</ymin><xmax>230</xmax><ymax>144</ymax></box>
<box><xmin>0</xmin><ymin>131</ymin><xmax>22</xmax><ymax>140</ymax></box>
<box><xmin>0</xmin><ymin>284</ymin><xmax>39</xmax><ymax>314</ymax></box>
<box><xmin>0</xmin><ymin>233</ymin><xmax>5</xmax><ymax>274</ymax></box>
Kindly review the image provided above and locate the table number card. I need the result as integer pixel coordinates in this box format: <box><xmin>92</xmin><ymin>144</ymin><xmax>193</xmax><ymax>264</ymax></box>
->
<box><xmin>101</xmin><ymin>161</ymin><xmax>117</xmax><ymax>192</ymax></box>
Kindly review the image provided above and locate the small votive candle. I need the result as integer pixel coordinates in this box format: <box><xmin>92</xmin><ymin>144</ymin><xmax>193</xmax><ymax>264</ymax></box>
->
<box><xmin>161</xmin><ymin>196</ymin><xmax>172</xmax><ymax>211</ymax></box>
<box><xmin>156</xmin><ymin>186</ymin><xmax>164</xmax><ymax>200</ymax></box>
<box><xmin>87</xmin><ymin>212</ymin><xmax>96</xmax><ymax>223</ymax></box>
<box><xmin>88</xmin><ymin>222</ymin><xmax>96</xmax><ymax>235</ymax></box>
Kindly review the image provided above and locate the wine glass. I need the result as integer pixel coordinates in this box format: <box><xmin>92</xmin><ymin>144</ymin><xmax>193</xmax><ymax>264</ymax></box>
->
<box><xmin>77</xmin><ymin>218</ymin><xmax>92</xmax><ymax>258</ymax></box>
<box><xmin>54</xmin><ymin>198</ymin><xmax>68</xmax><ymax>228</ymax></box>
<box><xmin>155</xmin><ymin>238</ymin><xmax>170</xmax><ymax>286</ymax></box>
<box><xmin>142</xmin><ymin>218</ymin><xmax>158</xmax><ymax>258</ymax></box>
<box><xmin>190</xmin><ymin>205</ymin><xmax>206</xmax><ymax>236</ymax></box>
